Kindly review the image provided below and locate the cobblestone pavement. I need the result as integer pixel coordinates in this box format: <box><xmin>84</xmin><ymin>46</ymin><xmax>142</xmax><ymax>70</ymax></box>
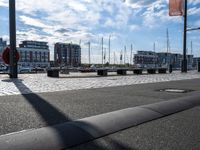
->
<box><xmin>0</xmin><ymin>71</ymin><xmax>200</xmax><ymax>96</ymax></box>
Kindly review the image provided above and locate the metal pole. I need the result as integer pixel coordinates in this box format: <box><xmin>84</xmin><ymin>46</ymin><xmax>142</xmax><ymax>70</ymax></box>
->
<box><xmin>182</xmin><ymin>0</ymin><xmax>187</xmax><ymax>72</ymax></box>
<box><xmin>9</xmin><ymin>0</ymin><xmax>18</xmax><ymax>78</ymax></box>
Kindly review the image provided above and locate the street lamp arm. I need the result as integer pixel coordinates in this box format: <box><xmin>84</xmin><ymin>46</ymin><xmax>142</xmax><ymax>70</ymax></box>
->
<box><xmin>187</xmin><ymin>27</ymin><xmax>200</xmax><ymax>31</ymax></box>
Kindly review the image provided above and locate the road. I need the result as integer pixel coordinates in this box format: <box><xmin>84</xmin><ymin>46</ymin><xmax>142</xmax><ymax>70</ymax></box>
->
<box><xmin>0</xmin><ymin>73</ymin><xmax>200</xmax><ymax>149</ymax></box>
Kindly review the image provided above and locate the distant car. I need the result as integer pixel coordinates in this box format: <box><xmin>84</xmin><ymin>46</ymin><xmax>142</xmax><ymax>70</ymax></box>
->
<box><xmin>31</xmin><ymin>67</ymin><xmax>46</xmax><ymax>73</ymax></box>
<box><xmin>19</xmin><ymin>68</ymin><xmax>32</xmax><ymax>73</ymax></box>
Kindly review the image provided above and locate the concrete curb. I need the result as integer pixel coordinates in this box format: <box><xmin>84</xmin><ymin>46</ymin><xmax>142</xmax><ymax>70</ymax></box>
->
<box><xmin>0</xmin><ymin>94</ymin><xmax>200</xmax><ymax>150</ymax></box>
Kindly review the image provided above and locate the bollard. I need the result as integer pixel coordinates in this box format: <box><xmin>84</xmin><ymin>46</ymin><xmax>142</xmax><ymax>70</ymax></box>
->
<box><xmin>198</xmin><ymin>61</ymin><xmax>200</xmax><ymax>72</ymax></box>
<box><xmin>169</xmin><ymin>64</ymin><xmax>172</xmax><ymax>73</ymax></box>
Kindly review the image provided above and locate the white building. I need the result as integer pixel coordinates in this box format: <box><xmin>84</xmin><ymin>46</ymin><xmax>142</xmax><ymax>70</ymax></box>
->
<box><xmin>17</xmin><ymin>41</ymin><xmax>50</xmax><ymax>68</ymax></box>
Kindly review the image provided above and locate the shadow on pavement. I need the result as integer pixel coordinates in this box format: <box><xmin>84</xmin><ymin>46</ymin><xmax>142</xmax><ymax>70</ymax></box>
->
<box><xmin>2</xmin><ymin>78</ymin><xmax>137</xmax><ymax>150</ymax></box>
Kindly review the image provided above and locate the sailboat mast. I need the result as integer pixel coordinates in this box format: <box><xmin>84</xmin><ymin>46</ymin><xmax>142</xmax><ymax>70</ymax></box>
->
<box><xmin>102</xmin><ymin>37</ymin><xmax>104</xmax><ymax>67</ymax></box>
<box><xmin>88</xmin><ymin>41</ymin><xmax>91</xmax><ymax>66</ymax></box>
<box><xmin>124</xmin><ymin>46</ymin><xmax>126</xmax><ymax>65</ymax></box>
<box><xmin>130</xmin><ymin>44</ymin><xmax>133</xmax><ymax>65</ymax></box>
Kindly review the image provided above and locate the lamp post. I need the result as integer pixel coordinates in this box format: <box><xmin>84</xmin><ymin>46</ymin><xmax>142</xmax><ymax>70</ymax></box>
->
<box><xmin>182</xmin><ymin>0</ymin><xmax>188</xmax><ymax>72</ymax></box>
<box><xmin>9</xmin><ymin>0</ymin><xmax>18</xmax><ymax>78</ymax></box>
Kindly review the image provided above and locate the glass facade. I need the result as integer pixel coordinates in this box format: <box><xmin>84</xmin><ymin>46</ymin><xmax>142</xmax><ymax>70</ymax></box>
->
<box><xmin>54</xmin><ymin>43</ymin><xmax>81</xmax><ymax>67</ymax></box>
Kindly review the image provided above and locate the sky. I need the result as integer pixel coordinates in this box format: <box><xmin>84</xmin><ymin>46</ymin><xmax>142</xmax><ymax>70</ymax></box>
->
<box><xmin>0</xmin><ymin>0</ymin><xmax>200</xmax><ymax>64</ymax></box>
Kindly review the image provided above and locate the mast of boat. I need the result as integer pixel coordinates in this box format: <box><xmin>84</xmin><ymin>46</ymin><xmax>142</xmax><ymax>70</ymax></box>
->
<box><xmin>153</xmin><ymin>42</ymin><xmax>156</xmax><ymax>68</ymax></box>
<box><xmin>114</xmin><ymin>52</ymin><xmax>116</xmax><ymax>65</ymax></box>
<box><xmin>102</xmin><ymin>37</ymin><xmax>104</xmax><ymax>67</ymax></box>
<box><xmin>120</xmin><ymin>50</ymin><xmax>123</xmax><ymax>65</ymax></box>
<box><xmin>130</xmin><ymin>44</ymin><xmax>133</xmax><ymax>65</ymax></box>
<box><xmin>124</xmin><ymin>46</ymin><xmax>126</xmax><ymax>65</ymax></box>
<box><xmin>88</xmin><ymin>41</ymin><xmax>91</xmax><ymax>66</ymax></box>
<box><xmin>166</xmin><ymin>28</ymin><xmax>171</xmax><ymax>66</ymax></box>
<box><xmin>104</xmin><ymin>48</ymin><xmax>106</xmax><ymax>64</ymax></box>
<box><xmin>191</xmin><ymin>41</ymin><xmax>193</xmax><ymax>55</ymax></box>
<box><xmin>167</xmin><ymin>28</ymin><xmax>170</xmax><ymax>53</ymax></box>
<box><xmin>108</xmin><ymin>35</ymin><xmax>111</xmax><ymax>64</ymax></box>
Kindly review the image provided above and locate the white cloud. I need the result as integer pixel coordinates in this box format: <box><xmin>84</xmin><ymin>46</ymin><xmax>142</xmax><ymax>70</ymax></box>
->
<box><xmin>188</xmin><ymin>7</ymin><xmax>200</xmax><ymax>16</ymax></box>
<box><xmin>0</xmin><ymin>0</ymin><xmax>8</xmax><ymax>7</ymax></box>
<box><xmin>19</xmin><ymin>16</ymin><xmax>52</xmax><ymax>29</ymax></box>
<box><xmin>129</xmin><ymin>24</ymin><xmax>140</xmax><ymax>31</ymax></box>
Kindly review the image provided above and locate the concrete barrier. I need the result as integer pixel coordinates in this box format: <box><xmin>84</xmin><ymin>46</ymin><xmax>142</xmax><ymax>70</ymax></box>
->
<box><xmin>117</xmin><ymin>69</ymin><xmax>127</xmax><ymax>75</ymax></box>
<box><xmin>133</xmin><ymin>69</ymin><xmax>143</xmax><ymax>75</ymax></box>
<box><xmin>158</xmin><ymin>68</ymin><xmax>167</xmax><ymax>74</ymax></box>
<box><xmin>147</xmin><ymin>68</ymin><xmax>156</xmax><ymax>74</ymax></box>
<box><xmin>97</xmin><ymin>69</ymin><xmax>108</xmax><ymax>76</ymax></box>
<box><xmin>47</xmin><ymin>69</ymin><xmax>59</xmax><ymax>78</ymax></box>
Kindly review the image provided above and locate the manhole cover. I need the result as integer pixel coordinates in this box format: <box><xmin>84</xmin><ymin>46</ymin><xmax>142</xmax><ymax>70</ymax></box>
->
<box><xmin>158</xmin><ymin>89</ymin><xmax>194</xmax><ymax>93</ymax></box>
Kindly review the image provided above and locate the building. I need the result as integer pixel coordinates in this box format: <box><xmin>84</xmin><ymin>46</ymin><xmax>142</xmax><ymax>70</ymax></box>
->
<box><xmin>0</xmin><ymin>38</ymin><xmax>7</xmax><ymax>65</ymax></box>
<box><xmin>17</xmin><ymin>41</ymin><xmax>50</xmax><ymax>68</ymax></box>
<box><xmin>187</xmin><ymin>54</ymin><xmax>193</xmax><ymax>69</ymax></box>
<box><xmin>157</xmin><ymin>52</ymin><xmax>193</xmax><ymax>69</ymax></box>
<box><xmin>134</xmin><ymin>51</ymin><xmax>193</xmax><ymax>69</ymax></box>
<box><xmin>54</xmin><ymin>43</ymin><xmax>81</xmax><ymax>67</ymax></box>
<box><xmin>193</xmin><ymin>57</ymin><xmax>200</xmax><ymax>68</ymax></box>
<box><xmin>157</xmin><ymin>52</ymin><xmax>172</xmax><ymax>67</ymax></box>
<box><xmin>134</xmin><ymin>51</ymin><xmax>158</xmax><ymax>68</ymax></box>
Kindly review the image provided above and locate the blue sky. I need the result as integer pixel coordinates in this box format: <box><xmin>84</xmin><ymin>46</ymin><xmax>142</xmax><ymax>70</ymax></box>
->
<box><xmin>0</xmin><ymin>0</ymin><xmax>200</xmax><ymax>63</ymax></box>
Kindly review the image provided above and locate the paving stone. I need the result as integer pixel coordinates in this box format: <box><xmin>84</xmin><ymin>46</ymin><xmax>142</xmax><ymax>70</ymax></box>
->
<box><xmin>0</xmin><ymin>71</ymin><xmax>199</xmax><ymax>96</ymax></box>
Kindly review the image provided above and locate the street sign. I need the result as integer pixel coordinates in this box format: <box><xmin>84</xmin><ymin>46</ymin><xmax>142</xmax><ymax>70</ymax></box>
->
<box><xmin>2</xmin><ymin>47</ymin><xmax>19</xmax><ymax>64</ymax></box>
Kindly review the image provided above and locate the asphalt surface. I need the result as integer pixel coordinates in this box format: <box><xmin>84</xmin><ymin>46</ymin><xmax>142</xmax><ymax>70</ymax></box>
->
<box><xmin>0</xmin><ymin>78</ymin><xmax>200</xmax><ymax>149</ymax></box>
<box><xmin>69</xmin><ymin>107</ymin><xmax>200</xmax><ymax>150</ymax></box>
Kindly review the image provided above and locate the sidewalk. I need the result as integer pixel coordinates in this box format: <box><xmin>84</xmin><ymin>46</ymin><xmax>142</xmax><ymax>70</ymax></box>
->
<box><xmin>0</xmin><ymin>71</ymin><xmax>200</xmax><ymax>96</ymax></box>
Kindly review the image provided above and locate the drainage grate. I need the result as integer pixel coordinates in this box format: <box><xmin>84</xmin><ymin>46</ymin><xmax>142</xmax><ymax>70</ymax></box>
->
<box><xmin>158</xmin><ymin>88</ymin><xmax>194</xmax><ymax>93</ymax></box>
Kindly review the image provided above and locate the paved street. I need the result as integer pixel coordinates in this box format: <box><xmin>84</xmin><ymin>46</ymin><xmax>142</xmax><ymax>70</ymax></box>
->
<box><xmin>0</xmin><ymin>72</ymin><xmax>200</xmax><ymax>149</ymax></box>
<box><xmin>0</xmin><ymin>71</ymin><xmax>200</xmax><ymax>96</ymax></box>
